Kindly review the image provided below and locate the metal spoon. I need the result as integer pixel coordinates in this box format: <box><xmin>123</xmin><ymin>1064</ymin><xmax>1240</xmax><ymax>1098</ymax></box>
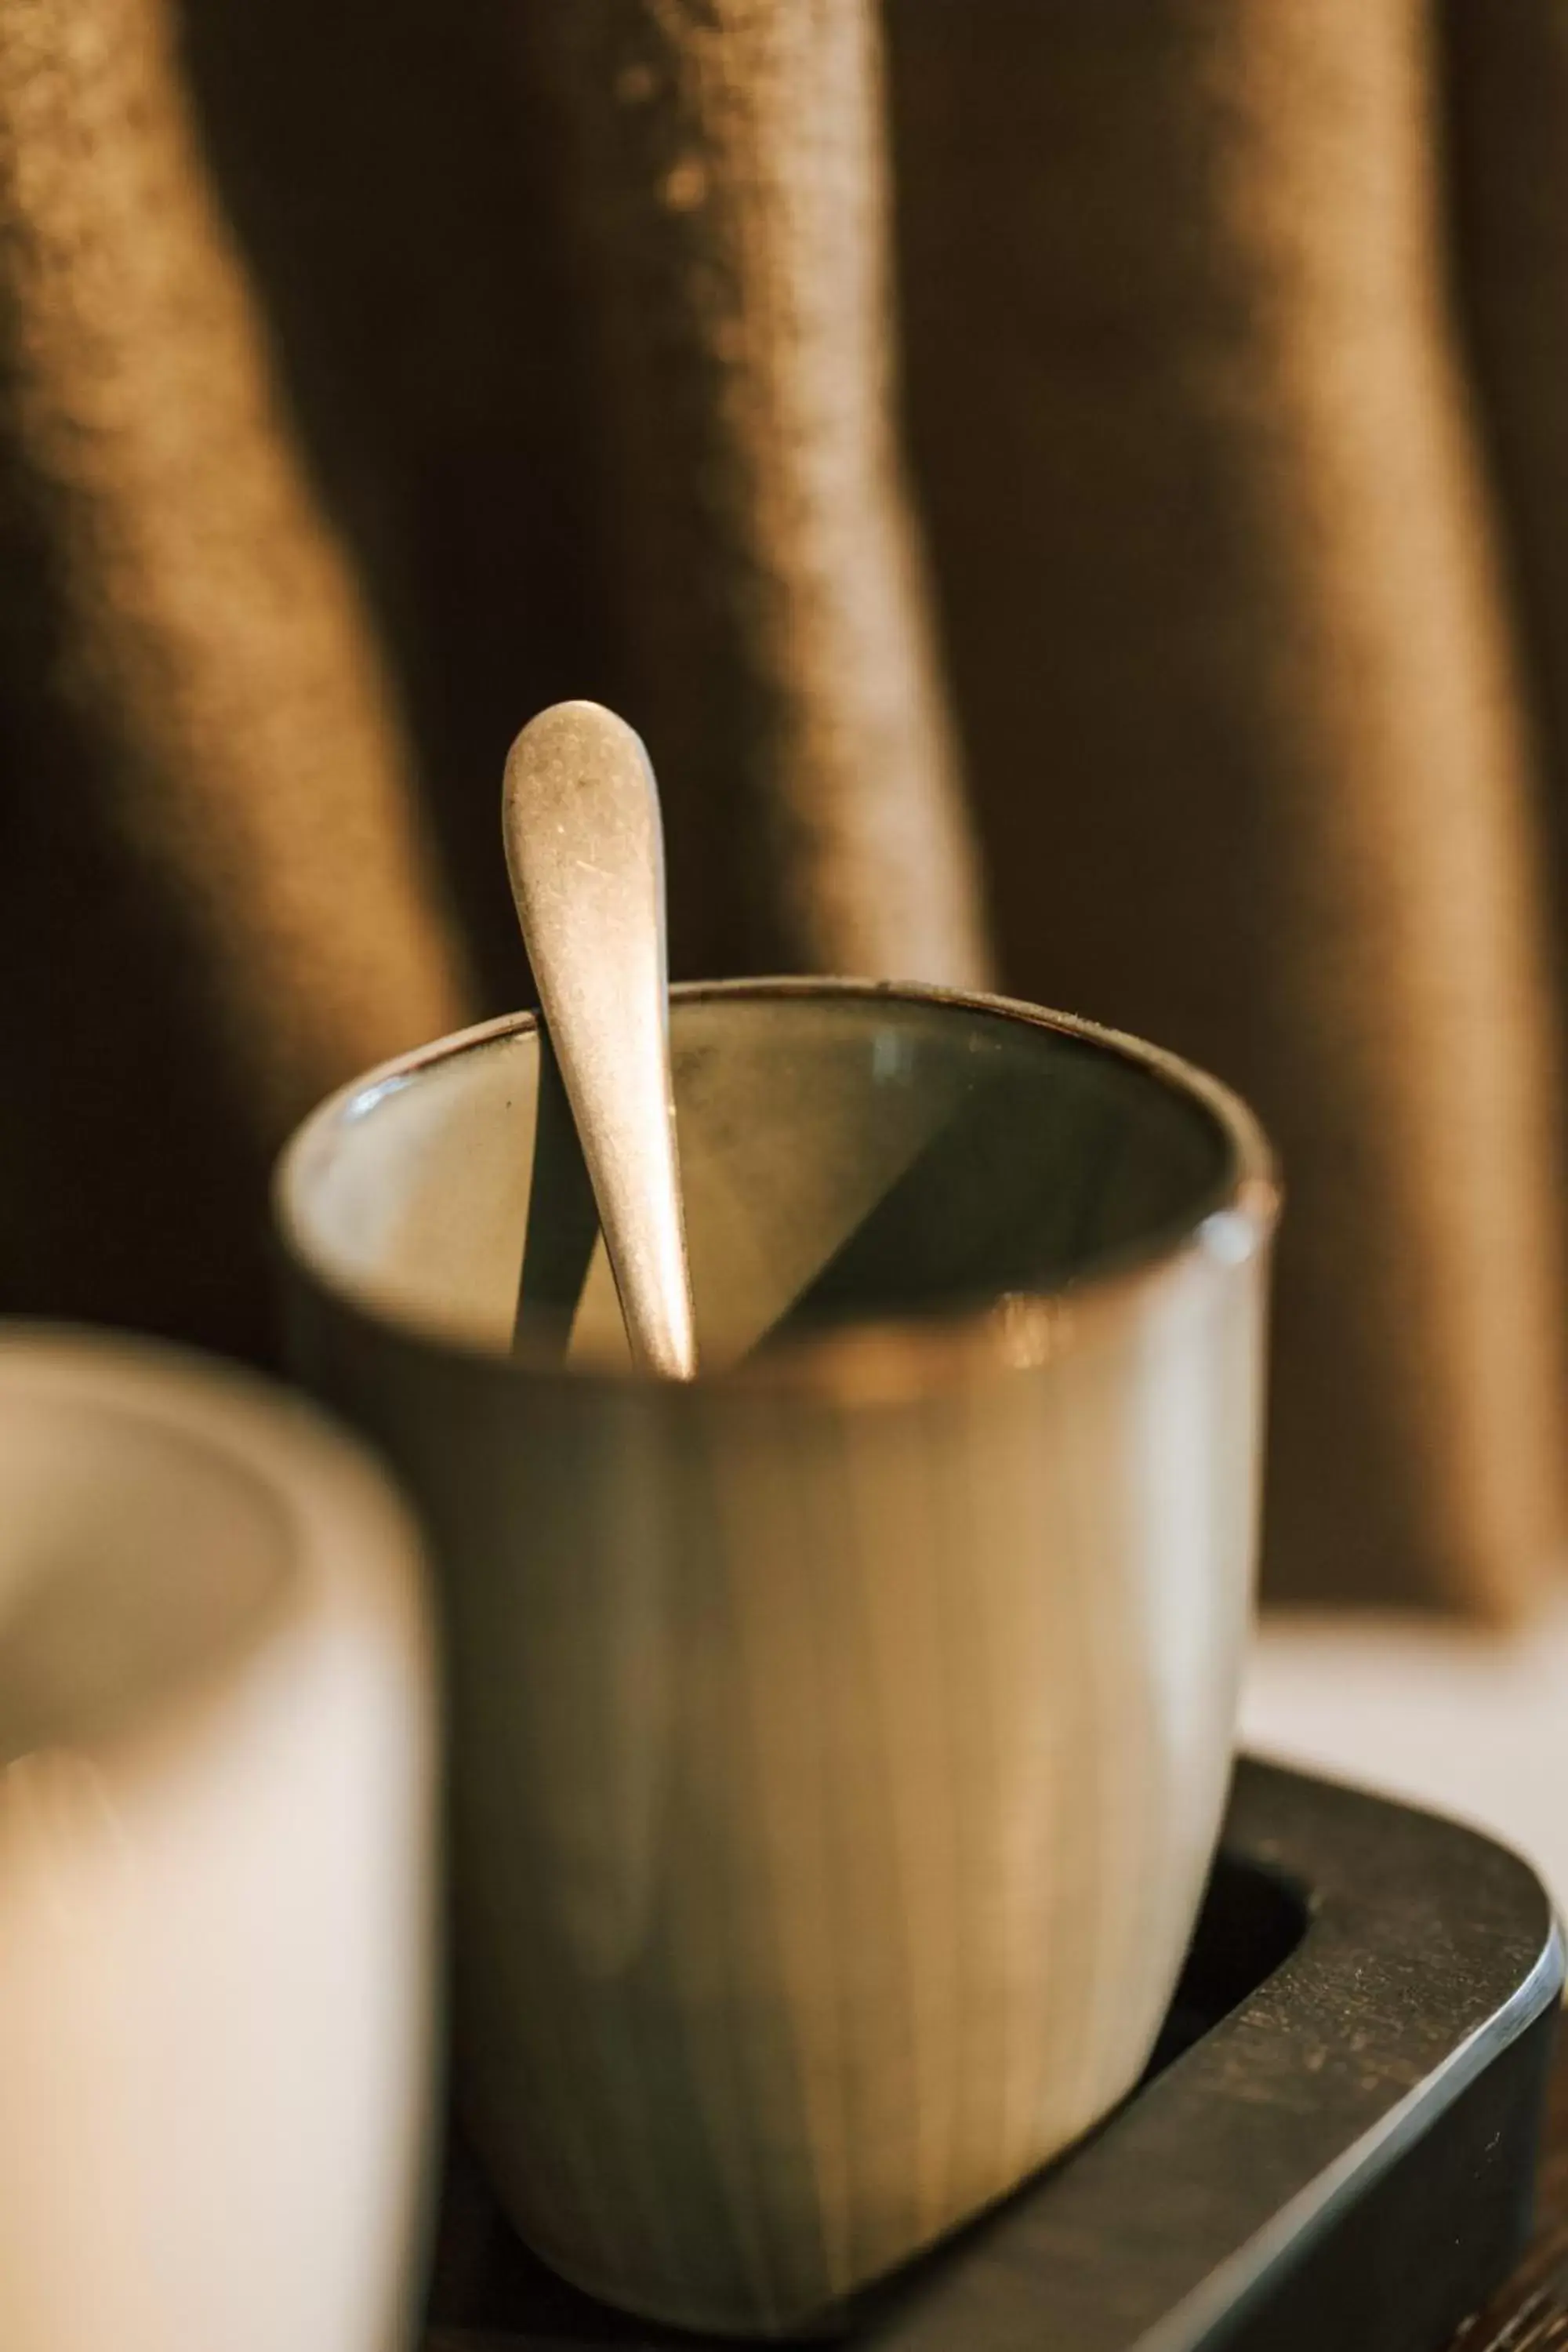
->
<box><xmin>503</xmin><ymin>701</ymin><xmax>698</xmax><ymax>1380</ymax></box>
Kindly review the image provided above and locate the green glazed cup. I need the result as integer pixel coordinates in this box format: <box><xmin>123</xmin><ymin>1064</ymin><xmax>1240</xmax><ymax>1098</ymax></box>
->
<box><xmin>274</xmin><ymin>979</ymin><xmax>1277</xmax><ymax>2338</ymax></box>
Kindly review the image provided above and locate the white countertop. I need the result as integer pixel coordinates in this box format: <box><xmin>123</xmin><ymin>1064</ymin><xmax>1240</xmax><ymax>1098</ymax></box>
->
<box><xmin>1241</xmin><ymin>1594</ymin><xmax>1568</xmax><ymax>1916</ymax></box>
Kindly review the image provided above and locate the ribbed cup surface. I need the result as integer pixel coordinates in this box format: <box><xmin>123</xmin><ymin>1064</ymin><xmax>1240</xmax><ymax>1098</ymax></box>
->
<box><xmin>278</xmin><ymin>981</ymin><xmax>1274</xmax><ymax>2336</ymax></box>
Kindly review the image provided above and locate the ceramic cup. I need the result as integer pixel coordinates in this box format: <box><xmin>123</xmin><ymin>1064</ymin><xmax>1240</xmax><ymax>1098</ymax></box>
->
<box><xmin>275</xmin><ymin>980</ymin><xmax>1277</xmax><ymax>2337</ymax></box>
<box><xmin>0</xmin><ymin>1327</ymin><xmax>436</xmax><ymax>2352</ymax></box>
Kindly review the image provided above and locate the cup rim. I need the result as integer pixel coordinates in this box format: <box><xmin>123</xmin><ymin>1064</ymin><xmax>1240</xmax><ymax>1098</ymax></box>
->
<box><xmin>0</xmin><ymin>1322</ymin><xmax>427</xmax><ymax>1780</ymax></box>
<box><xmin>274</xmin><ymin>977</ymin><xmax>1279</xmax><ymax>1399</ymax></box>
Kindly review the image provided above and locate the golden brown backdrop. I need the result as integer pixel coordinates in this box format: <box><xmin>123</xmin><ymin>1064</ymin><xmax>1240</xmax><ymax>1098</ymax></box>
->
<box><xmin>0</xmin><ymin>0</ymin><xmax>1563</xmax><ymax>1611</ymax></box>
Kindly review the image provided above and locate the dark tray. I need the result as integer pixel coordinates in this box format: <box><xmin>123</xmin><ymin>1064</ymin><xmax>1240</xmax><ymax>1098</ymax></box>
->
<box><xmin>425</xmin><ymin>1759</ymin><xmax>1564</xmax><ymax>2352</ymax></box>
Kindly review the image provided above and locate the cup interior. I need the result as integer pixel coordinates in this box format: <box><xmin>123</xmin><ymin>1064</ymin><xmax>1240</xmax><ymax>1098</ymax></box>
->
<box><xmin>283</xmin><ymin>985</ymin><xmax>1247</xmax><ymax>1372</ymax></box>
<box><xmin>0</xmin><ymin>1347</ymin><xmax>291</xmax><ymax>1766</ymax></box>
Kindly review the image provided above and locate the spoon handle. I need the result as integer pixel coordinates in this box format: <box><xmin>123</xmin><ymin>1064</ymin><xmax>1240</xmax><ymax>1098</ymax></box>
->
<box><xmin>503</xmin><ymin>702</ymin><xmax>698</xmax><ymax>1380</ymax></box>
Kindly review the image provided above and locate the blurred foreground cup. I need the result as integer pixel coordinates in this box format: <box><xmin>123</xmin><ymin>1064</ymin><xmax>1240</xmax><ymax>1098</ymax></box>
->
<box><xmin>0</xmin><ymin>1328</ymin><xmax>436</xmax><ymax>2352</ymax></box>
<box><xmin>276</xmin><ymin>979</ymin><xmax>1277</xmax><ymax>2336</ymax></box>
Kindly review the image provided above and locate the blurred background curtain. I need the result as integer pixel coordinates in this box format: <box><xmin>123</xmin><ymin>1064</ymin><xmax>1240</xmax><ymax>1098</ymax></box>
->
<box><xmin>0</xmin><ymin>0</ymin><xmax>1564</xmax><ymax>1613</ymax></box>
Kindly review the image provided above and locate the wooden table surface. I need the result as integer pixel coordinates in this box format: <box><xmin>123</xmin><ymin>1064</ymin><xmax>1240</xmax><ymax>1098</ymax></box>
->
<box><xmin>1449</xmin><ymin>2017</ymin><xmax>1568</xmax><ymax>2352</ymax></box>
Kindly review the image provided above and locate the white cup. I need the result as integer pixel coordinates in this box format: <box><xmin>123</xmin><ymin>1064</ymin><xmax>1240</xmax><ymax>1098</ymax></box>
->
<box><xmin>0</xmin><ymin>1326</ymin><xmax>437</xmax><ymax>2352</ymax></box>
